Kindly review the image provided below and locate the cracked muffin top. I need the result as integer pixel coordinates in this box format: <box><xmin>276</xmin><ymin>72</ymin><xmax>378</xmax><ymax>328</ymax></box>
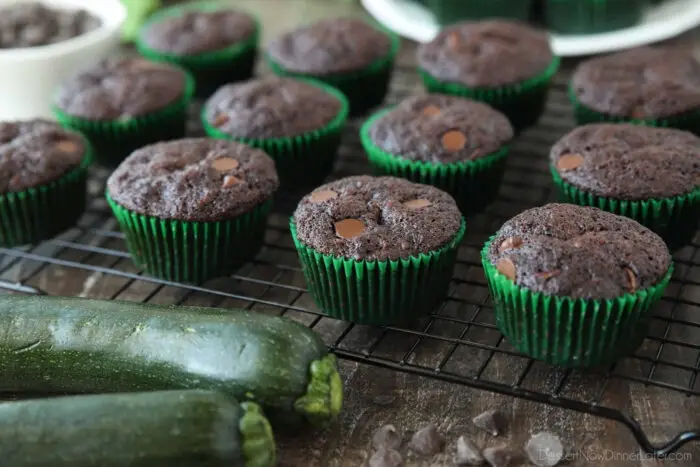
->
<box><xmin>486</xmin><ymin>203</ymin><xmax>671</xmax><ymax>300</ymax></box>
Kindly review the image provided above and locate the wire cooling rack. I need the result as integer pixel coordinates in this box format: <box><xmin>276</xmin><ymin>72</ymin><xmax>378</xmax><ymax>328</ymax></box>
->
<box><xmin>1</xmin><ymin>42</ymin><xmax>699</xmax><ymax>458</ymax></box>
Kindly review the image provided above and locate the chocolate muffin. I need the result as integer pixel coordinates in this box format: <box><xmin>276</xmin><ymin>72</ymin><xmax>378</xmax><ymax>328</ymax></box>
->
<box><xmin>482</xmin><ymin>203</ymin><xmax>673</xmax><ymax>367</ymax></box>
<box><xmin>0</xmin><ymin>119</ymin><xmax>91</xmax><ymax>246</ymax></box>
<box><xmin>569</xmin><ymin>47</ymin><xmax>700</xmax><ymax>133</ymax></box>
<box><xmin>265</xmin><ymin>18</ymin><xmax>400</xmax><ymax>116</ymax></box>
<box><xmin>291</xmin><ymin>175</ymin><xmax>465</xmax><ymax>324</ymax></box>
<box><xmin>107</xmin><ymin>138</ymin><xmax>279</xmax><ymax>283</ymax></box>
<box><xmin>53</xmin><ymin>57</ymin><xmax>193</xmax><ymax>167</ymax></box>
<box><xmin>361</xmin><ymin>94</ymin><xmax>514</xmax><ymax>214</ymax></box>
<box><xmin>417</xmin><ymin>20</ymin><xmax>559</xmax><ymax>131</ymax></box>
<box><xmin>137</xmin><ymin>5</ymin><xmax>259</xmax><ymax>97</ymax></box>
<box><xmin>203</xmin><ymin>76</ymin><xmax>348</xmax><ymax>188</ymax></box>
<box><xmin>549</xmin><ymin>123</ymin><xmax>700</xmax><ymax>250</ymax></box>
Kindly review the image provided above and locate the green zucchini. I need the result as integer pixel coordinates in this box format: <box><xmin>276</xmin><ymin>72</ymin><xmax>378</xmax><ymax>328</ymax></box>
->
<box><xmin>0</xmin><ymin>390</ymin><xmax>275</xmax><ymax>467</ymax></box>
<box><xmin>0</xmin><ymin>295</ymin><xmax>342</xmax><ymax>428</ymax></box>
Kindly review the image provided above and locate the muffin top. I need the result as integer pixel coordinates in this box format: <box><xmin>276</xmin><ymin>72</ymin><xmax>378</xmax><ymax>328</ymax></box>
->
<box><xmin>368</xmin><ymin>95</ymin><xmax>514</xmax><ymax>163</ymax></box>
<box><xmin>204</xmin><ymin>77</ymin><xmax>345</xmax><ymax>139</ymax></box>
<box><xmin>550</xmin><ymin>124</ymin><xmax>700</xmax><ymax>199</ymax></box>
<box><xmin>487</xmin><ymin>204</ymin><xmax>671</xmax><ymax>300</ymax></box>
<box><xmin>0</xmin><ymin>119</ymin><xmax>86</xmax><ymax>193</ymax></box>
<box><xmin>266</xmin><ymin>18</ymin><xmax>393</xmax><ymax>75</ymax></box>
<box><xmin>417</xmin><ymin>20</ymin><xmax>554</xmax><ymax>87</ymax></box>
<box><xmin>54</xmin><ymin>58</ymin><xmax>188</xmax><ymax>120</ymax></box>
<box><xmin>107</xmin><ymin>138</ymin><xmax>279</xmax><ymax>222</ymax></box>
<box><xmin>571</xmin><ymin>46</ymin><xmax>700</xmax><ymax>118</ymax></box>
<box><xmin>293</xmin><ymin>176</ymin><xmax>462</xmax><ymax>261</ymax></box>
<box><xmin>139</xmin><ymin>9</ymin><xmax>257</xmax><ymax>55</ymax></box>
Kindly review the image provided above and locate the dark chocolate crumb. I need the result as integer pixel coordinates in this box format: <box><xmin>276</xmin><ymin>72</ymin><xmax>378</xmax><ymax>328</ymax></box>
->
<box><xmin>482</xmin><ymin>445</ymin><xmax>515</xmax><ymax>467</ymax></box>
<box><xmin>472</xmin><ymin>410</ymin><xmax>505</xmax><ymax>437</ymax></box>
<box><xmin>455</xmin><ymin>435</ymin><xmax>484</xmax><ymax>466</ymax></box>
<box><xmin>372</xmin><ymin>425</ymin><xmax>402</xmax><ymax>451</ymax></box>
<box><xmin>408</xmin><ymin>424</ymin><xmax>444</xmax><ymax>456</ymax></box>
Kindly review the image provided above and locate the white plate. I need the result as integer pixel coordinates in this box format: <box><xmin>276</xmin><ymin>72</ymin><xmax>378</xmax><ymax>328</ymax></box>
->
<box><xmin>361</xmin><ymin>0</ymin><xmax>700</xmax><ymax>56</ymax></box>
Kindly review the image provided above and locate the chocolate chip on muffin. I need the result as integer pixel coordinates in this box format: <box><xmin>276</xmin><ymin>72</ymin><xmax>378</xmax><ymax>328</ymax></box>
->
<box><xmin>571</xmin><ymin>46</ymin><xmax>700</xmax><ymax>120</ymax></box>
<box><xmin>368</xmin><ymin>94</ymin><xmax>514</xmax><ymax>164</ymax></box>
<box><xmin>0</xmin><ymin>119</ymin><xmax>87</xmax><ymax>192</ymax></box>
<box><xmin>417</xmin><ymin>20</ymin><xmax>554</xmax><ymax>88</ymax></box>
<box><xmin>550</xmin><ymin>123</ymin><xmax>700</xmax><ymax>200</ymax></box>
<box><xmin>107</xmin><ymin>138</ymin><xmax>279</xmax><ymax>222</ymax></box>
<box><xmin>487</xmin><ymin>203</ymin><xmax>672</xmax><ymax>300</ymax></box>
<box><xmin>139</xmin><ymin>9</ymin><xmax>256</xmax><ymax>56</ymax></box>
<box><xmin>293</xmin><ymin>175</ymin><xmax>462</xmax><ymax>261</ymax></box>
<box><xmin>53</xmin><ymin>57</ymin><xmax>188</xmax><ymax>121</ymax></box>
<box><xmin>266</xmin><ymin>18</ymin><xmax>392</xmax><ymax>76</ymax></box>
<box><xmin>204</xmin><ymin>76</ymin><xmax>343</xmax><ymax>139</ymax></box>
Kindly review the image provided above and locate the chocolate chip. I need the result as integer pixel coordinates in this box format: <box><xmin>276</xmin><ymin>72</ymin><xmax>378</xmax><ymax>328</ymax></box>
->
<box><xmin>212</xmin><ymin>113</ymin><xmax>229</xmax><ymax>127</ymax></box>
<box><xmin>309</xmin><ymin>190</ymin><xmax>338</xmax><ymax>203</ymax></box>
<box><xmin>403</xmin><ymin>199</ymin><xmax>432</xmax><ymax>210</ymax></box>
<box><xmin>625</xmin><ymin>267</ymin><xmax>637</xmax><ymax>293</ymax></box>
<box><xmin>409</xmin><ymin>424</ymin><xmax>444</xmax><ymax>456</ymax></box>
<box><xmin>222</xmin><ymin>175</ymin><xmax>242</xmax><ymax>188</ymax></box>
<box><xmin>212</xmin><ymin>157</ymin><xmax>239</xmax><ymax>172</ymax></box>
<box><xmin>369</xmin><ymin>448</ymin><xmax>403</xmax><ymax>467</ymax></box>
<box><xmin>422</xmin><ymin>105</ymin><xmax>441</xmax><ymax>116</ymax></box>
<box><xmin>556</xmin><ymin>154</ymin><xmax>584</xmax><ymax>172</ymax></box>
<box><xmin>495</xmin><ymin>258</ymin><xmax>516</xmax><ymax>281</ymax></box>
<box><xmin>55</xmin><ymin>139</ymin><xmax>80</xmax><ymax>153</ymax></box>
<box><xmin>455</xmin><ymin>435</ymin><xmax>484</xmax><ymax>466</ymax></box>
<box><xmin>483</xmin><ymin>445</ymin><xmax>515</xmax><ymax>467</ymax></box>
<box><xmin>442</xmin><ymin>130</ymin><xmax>467</xmax><ymax>152</ymax></box>
<box><xmin>372</xmin><ymin>424</ymin><xmax>402</xmax><ymax>451</ymax></box>
<box><xmin>473</xmin><ymin>409</ymin><xmax>505</xmax><ymax>437</ymax></box>
<box><xmin>535</xmin><ymin>269</ymin><xmax>560</xmax><ymax>280</ymax></box>
<box><xmin>525</xmin><ymin>432</ymin><xmax>564</xmax><ymax>467</ymax></box>
<box><xmin>498</xmin><ymin>236</ymin><xmax>522</xmax><ymax>254</ymax></box>
<box><xmin>334</xmin><ymin>218</ymin><xmax>365</xmax><ymax>239</ymax></box>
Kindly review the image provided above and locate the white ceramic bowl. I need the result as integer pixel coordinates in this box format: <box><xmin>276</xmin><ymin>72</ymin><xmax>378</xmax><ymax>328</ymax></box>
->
<box><xmin>0</xmin><ymin>0</ymin><xmax>126</xmax><ymax>120</ymax></box>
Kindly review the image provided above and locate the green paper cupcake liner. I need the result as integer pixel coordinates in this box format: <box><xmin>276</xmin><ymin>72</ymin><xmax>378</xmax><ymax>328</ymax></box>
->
<box><xmin>265</xmin><ymin>26</ymin><xmax>400</xmax><ymax>117</ymax></box>
<box><xmin>550</xmin><ymin>167</ymin><xmax>700</xmax><ymax>251</ymax></box>
<box><xmin>419</xmin><ymin>57</ymin><xmax>560</xmax><ymax>133</ymax></box>
<box><xmin>0</xmin><ymin>147</ymin><xmax>92</xmax><ymax>248</ymax></box>
<box><xmin>423</xmin><ymin>0</ymin><xmax>533</xmax><ymax>25</ymax></box>
<box><xmin>136</xmin><ymin>2</ymin><xmax>260</xmax><ymax>98</ymax></box>
<box><xmin>53</xmin><ymin>70</ymin><xmax>195</xmax><ymax>168</ymax></box>
<box><xmin>202</xmin><ymin>79</ymin><xmax>349</xmax><ymax>190</ymax></box>
<box><xmin>106</xmin><ymin>193</ymin><xmax>272</xmax><ymax>284</ymax></box>
<box><xmin>544</xmin><ymin>0</ymin><xmax>648</xmax><ymax>35</ymax></box>
<box><xmin>360</xmin><ymin>109</ymin><xmax>510</xmax><ymax>215</ymax></box>
<box><xmin>290</xmin><ymin>218</ymin><xmax>466</xmax><ymax>325</ymax></box>
<box><xmin>481</xmin><ymin>236</ymin><xmax>674</xmax><ymax>368</ymax></box>
<box><xmin>568</xmin><ymin>86</ymin><xmax>700</xmax><ymax>135</ymax></box>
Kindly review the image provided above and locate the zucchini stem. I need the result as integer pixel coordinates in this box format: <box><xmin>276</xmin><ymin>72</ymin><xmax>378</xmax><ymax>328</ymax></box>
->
<box><xmin>293</xmin><ymin>354</ymin><xmax>343</xmax><ymax>427</ymax></box>
<box><xmin>239</xmin><ymin>401</ymin><xmax>276</xmax><ymax>467</ymax></box>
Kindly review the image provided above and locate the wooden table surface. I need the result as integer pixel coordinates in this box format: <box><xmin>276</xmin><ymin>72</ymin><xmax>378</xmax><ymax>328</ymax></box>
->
<box><xmin>4</xmin><ymin>1</ymin><xmax>700</xmax><ymax>466</ymax></box>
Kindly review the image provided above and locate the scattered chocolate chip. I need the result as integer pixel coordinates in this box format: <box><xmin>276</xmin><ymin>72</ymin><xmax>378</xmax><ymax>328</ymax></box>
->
<box><xmin>498</xmin><ymin>236</ymin><xmax>523</xmax><ymax>254</ymax></box>
<box><xmin>310</xmin><ymin>190</ymin><xmax>338</xmax><ymax>203</ymax></box>
<box><xmin>526</xmin><ymin>432</ymin><xmax>564</xmax><ymax>467</ymax></box>
<box><xmin>441</xmin><ymin>130</ymin><xmax>467</xmax><ymax>152</ymax></box>
<box><xmin>211</xmin><ymin>157</ymin><xmax>239</xmax><ymax>172</ymax></box>
<box><xmin>372</xmin><ymin>424</ymin><xmax>402</xmax><ymax>451</ymax></box>
<box><xmin>212</xmin><ymin>113</ymin><xmax>229</xmax><ymax>127</ymax></box>
<box><xmin>625</xmin><ymin>267</ymin><xmax>637</xmax><ymax>293</ymax></box>
<box><xmin>370</xmin><ymin>448</ymin><xmax>403</xmax><ymax>467</ymax></box>
<box><xmin>455</xmin><ymin>435</ymin><xmax>484</xmax><ymax>466</ymax></box>
<box><xmin>483</xmin><ymin>445</ymin><xmax>515</xmax><ymax>467</ymax></box>
<box><xmin>222</xmin><ymin>175</ymin><xmax>242</xmax><ymax>188</ymax></box>
<box><xmin>535</xmin><ymin>269</ymin><xmax>561</xmax><ymax>280</ymax></box>
<box><xmin>334</xmin><ymin>218</ymin><xmax>365</xmax><ymax>239</ymax></box>
<box><xmin>422</xmin><ymin>105</ymin><xmax>441</xmax><ymax>116</ymax></box>
<box><xmin>495</xmin><ymin>258</ymin><xmax>516</xmax><ymax>281</ymax></box>
<box><xmin>409</xmin><ymin>424</ymin><xmax>444</xmax><ymax>456</ymax></box>
<box><xmin>403</xmin><ymin>199</ymin><xmax>432</xmax><ymax>210</ymax></box>
<box><xmin>55</xmin><ymin>139</ymin><xmax>80</xmax><ymax>153</ymax></box>
<box><xmin>472</xmin><ymin>409</ymin><xmax>505</xmax><ymax>437</ymax></box>
<box><xmin>556</xmin><ymin>154</ymin><xmax>584</xmax><ymax>172</ymax></box>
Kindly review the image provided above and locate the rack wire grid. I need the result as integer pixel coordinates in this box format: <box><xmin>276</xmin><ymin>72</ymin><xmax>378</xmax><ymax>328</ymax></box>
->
<box><xmin>1</xmin><ymin>41</ymin><xmax>699</xmax><ymax>458</ymax></box>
